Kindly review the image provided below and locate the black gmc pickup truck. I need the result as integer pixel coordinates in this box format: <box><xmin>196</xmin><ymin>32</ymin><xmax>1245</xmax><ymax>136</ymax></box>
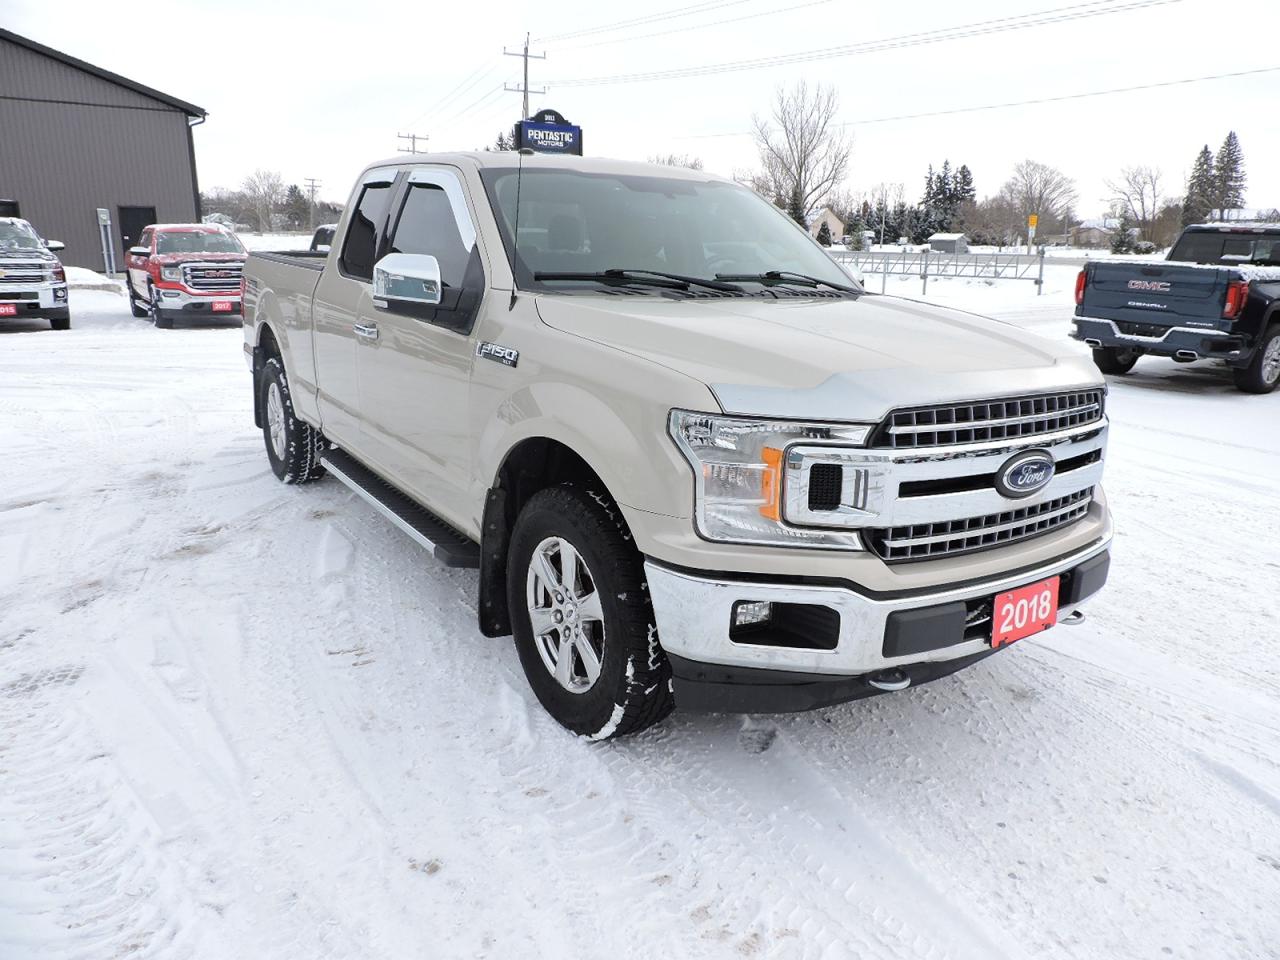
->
<box><xmin>1072</xmin><ymin>223</ymin><xmax>1280</xmax><ymax>393</ymax></box>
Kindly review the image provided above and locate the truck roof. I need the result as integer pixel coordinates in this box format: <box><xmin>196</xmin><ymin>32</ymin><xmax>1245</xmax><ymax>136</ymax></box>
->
<box><xmin>1182</xmin><ymin>222</ymin><xmax>1280</xmax><ymax>234</ymax></box>
<box><xmin>360</xmin><ymin>150</ymin><xmax>729</xmax><ymax>183</ymax></box>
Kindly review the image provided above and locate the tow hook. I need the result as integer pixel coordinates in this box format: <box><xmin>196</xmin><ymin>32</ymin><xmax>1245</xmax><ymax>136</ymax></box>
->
<box><xmin>1060</xmin><ymin>610</ymin><xmax>1086</xmax><ymax>626</ymax></box>
<box><xmin>867</xmin><ymin>669</ymin><xmax>912</xmax><ymax>692</ymax></box>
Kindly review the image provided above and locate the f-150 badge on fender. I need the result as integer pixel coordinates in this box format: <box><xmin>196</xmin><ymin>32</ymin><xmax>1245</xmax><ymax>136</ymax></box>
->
<box><xmin>477</xmin><ymin>341</ymin><xmax>519</xmax><ymax>367</ymax></box>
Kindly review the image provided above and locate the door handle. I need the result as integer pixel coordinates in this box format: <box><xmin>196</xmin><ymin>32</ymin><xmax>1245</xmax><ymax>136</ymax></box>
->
<box><xmin>353</xmin><ymin>322</ymin><xmax>379</xmax><ymax>341</ymax></box>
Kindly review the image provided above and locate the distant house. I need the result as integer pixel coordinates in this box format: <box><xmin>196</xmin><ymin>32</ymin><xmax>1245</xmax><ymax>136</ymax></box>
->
<box><xmin>1071</xmin><ymin>218</ymin><xmax>1119</xmax><ymax>248</ymax></box>
<box><xmin>807</xmin><ymin>206</ymin><xmax>844</xmax><ymax>241</ymax></box>
<box><xmin>927</xmin><ymin>232</ymin><xmax>968</xmax><ymax>254</ymax></box>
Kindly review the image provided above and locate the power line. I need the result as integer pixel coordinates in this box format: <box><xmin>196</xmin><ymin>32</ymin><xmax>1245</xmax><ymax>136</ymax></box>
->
<box><xmin>555</xmin><ymin>0</ymin><xmax>832</xmax><ymax>50</ymax></box>
<box><xmin>534</xmin><ymin>0</ymin><xmax>753</xmax><ymax>44</ymax></box>
<box><xmin>402</xmin><ymin>59</ymin><xmax>501</xmax><ymax>130</ymax></box>
<box><xmin>546</xmin><ymin>0</ymin><xmax>1182</xmax><ymax>87</ymax></box>
<box><xmin>672</xmin><ymin>65</ymin><xmax>1280</xmax><ymax>139</ymax></box>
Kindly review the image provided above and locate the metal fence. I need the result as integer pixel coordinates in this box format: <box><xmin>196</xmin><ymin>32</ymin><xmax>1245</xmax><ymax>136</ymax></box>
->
<box><xmin>830</xmin><ymin>248</ymin><xmax>1048</xmax><ymax>295</ymax></box>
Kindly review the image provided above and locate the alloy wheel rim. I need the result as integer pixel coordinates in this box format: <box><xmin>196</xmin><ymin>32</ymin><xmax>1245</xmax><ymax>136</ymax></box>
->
<box><xmin>526</xmin><ymin>536</ymin><xmax>605</xmax><ymax>694</ymax></box>
<box><xmin>266</xmin><ymin>382</ymin><xmax>286</xmax><ymax>460</ymax></box>
<box><xmin>1263</xmin><ymin>337</ymin><xmax>1280</xmax><ymax>385</ymax></box>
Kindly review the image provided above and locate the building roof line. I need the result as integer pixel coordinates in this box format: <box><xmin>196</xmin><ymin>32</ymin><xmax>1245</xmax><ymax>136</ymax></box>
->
<box><xmin>0</xmin><ymin>28</ymin><xmax>207</xmax><ymax>118</ymax></box>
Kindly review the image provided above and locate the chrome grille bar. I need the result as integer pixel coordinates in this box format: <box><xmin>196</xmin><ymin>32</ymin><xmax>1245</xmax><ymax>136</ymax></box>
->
<box><xmin>875</xmin><ymin>389</ymin><xmax>1105</xmax><ymax>449</ymax></box>
<box><xmin>866</xmin><ymin>488</ymin><xmax>1094</xmax><ymax>563</ymax></box>
<box><xmin>182</xmin><ymin>262</ymin><xmax>243</xmax><ymax>293</ymax></box>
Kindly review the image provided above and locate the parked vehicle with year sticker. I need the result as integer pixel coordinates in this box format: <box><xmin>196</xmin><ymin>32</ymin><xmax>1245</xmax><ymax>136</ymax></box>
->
<box><xmin>242</xmin><ymin>153</ymin><xmax>1113</xmax><ymax>739</ymax></box>
<box><xmin>0</xmin><ymin>217</ymin><xmax>69</xmax><ymax>329</ymax></box>
<box><xmin>124</xmin><ymin>223</ymin><xmax>247</xmax><ymax>328</ymax></box>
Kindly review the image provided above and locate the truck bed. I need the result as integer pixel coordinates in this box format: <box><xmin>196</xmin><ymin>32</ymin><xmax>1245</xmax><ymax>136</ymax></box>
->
<box><xmin>247</xmin><ymin>250</ymin><xmax>327</xmax><ymax>272</ymax></box>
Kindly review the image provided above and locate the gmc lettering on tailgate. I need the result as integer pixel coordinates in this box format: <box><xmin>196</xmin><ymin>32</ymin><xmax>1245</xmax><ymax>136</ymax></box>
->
<box><xmin>1128</xmin><ymin>279</ymin><xmax>1172</xmax><ymax>292</ymax></box>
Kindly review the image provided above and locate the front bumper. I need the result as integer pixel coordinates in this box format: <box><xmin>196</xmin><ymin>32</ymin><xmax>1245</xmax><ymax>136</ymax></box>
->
<box><xmin>647</xmin><ymin>525</ymin><xmax>1112</xmax><ymax>712</ymax></box>
<box><xmin>154</xmin><ymin>286</ymin><xmax>242</xmax><ymax>317</ymax></box>
<box><xmin>0</xmin><ymin>282</ymin><xmax>69</xmax><ymax>317</ymax></box>
<box><xmin>1073</xmin><ymin>317</ymin><xmax>1250</xmax><ymax>363</ymax></box>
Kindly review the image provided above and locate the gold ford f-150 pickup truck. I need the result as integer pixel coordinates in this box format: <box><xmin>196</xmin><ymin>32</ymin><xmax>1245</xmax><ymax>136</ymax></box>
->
<box><xmin>242</xmin><ymin>152</ymin><xmax>1112</xmax><ymax>739</ymax></box>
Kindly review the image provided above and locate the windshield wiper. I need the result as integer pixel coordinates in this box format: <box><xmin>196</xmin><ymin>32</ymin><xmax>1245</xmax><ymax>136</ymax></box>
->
<box><xmin>534</xmin><ymin>269</ymin><xmax>744</xmax><ymax>293</ymax></box>
<box><xmin>715</xmin><ymin>270</ymin><xmax>858</xmax><ymax>293</ymax></box>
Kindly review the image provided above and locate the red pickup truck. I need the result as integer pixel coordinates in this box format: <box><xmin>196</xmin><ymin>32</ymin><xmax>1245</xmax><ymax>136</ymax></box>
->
<box><xmin>125</xmin><ymin>224</ymin><xmax>247</xmax><ymax>328</ymax></box>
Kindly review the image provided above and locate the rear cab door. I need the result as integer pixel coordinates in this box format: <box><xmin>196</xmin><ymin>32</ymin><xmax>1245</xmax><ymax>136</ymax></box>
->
<box><xmin>354</xmin><ymin>164</ymin><xmax>487</xmax><ymax>530</ymax></box>
<box><xmin>311</xmin><ymin>167</ymin><xmax>398</xmax><ymax>451</ymax></box>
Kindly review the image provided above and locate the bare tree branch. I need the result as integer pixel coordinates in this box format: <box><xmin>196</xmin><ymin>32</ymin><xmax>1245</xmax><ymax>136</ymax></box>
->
<box><xmin>751</xmin><ymin>81</ymin><xmax>852</xmax><ymax>218</ymax></box>
<box><xmin>1105</xmin><ymin>166</ymin><xmax>1163</xmax><ymax>243</ymax></box>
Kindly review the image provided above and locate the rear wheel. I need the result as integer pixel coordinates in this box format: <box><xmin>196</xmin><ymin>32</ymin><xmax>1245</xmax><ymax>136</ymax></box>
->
<box><xmin>1233</xmin><ymin>324</ymin><xmax>1280</xmax><ymax>394</ymax></box>
<box><xmin>1092</xmin><ymin>346</ymin><xmax>1140</xmax><ymax>375</ymax></box>
<box><xmin>508</xmin><ymin>485</ymin><xmax>673</xmax><ymax>740</ymax></box>
<box><xmin>258</xmin><ymin>356</ymin><xmax>326</xmax><ymax>483</ymax></box>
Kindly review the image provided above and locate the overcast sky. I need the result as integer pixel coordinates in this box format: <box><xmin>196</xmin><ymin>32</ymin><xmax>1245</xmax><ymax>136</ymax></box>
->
<box><xmin>6</xmin><ymin>0</ymin><xmax>1279</xmax><ymax>215</ymax></box>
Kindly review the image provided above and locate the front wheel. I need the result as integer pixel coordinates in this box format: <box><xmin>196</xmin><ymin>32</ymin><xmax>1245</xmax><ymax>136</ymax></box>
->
<box><xmin>1233</xmin><ymin>325</ymin><xmax>1280</xmax><ymax>394</ymax></box>
<box><xmin>258</xmin><ymin>356</ymin><xmax>325</xmax><ymax>483</ymax></box>
<box><xmin>508</xmin><ymin>485</ymin><xmax>674</xmax><ymax>740</ymax></box>
<box><xmin>1092</xmin><ymin>346</ymin><xmax>1140</xmax><ymax>375</ymax></box>
<box><xmin>49</xmin><ymin>311</ymin><xmax>70</xmax><ymax>331</ymax></box>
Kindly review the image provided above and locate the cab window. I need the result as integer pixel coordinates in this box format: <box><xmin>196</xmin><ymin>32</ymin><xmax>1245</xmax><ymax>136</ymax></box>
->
<box><xmin>388</xmin><ymin>183</ymin><xmax>473</xmax><ymax>290</ymax></box>
<box><xmin>340</xmin><ymin>181</ymin><xmax>394</xmax><ymax>281</ymax></box>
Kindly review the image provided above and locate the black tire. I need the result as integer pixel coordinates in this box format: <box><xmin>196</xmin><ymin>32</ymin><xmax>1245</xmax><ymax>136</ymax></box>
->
<box><xmin>1092</xmin><ymin>346</ymin><xmax>1140</xmax><ymax>375</ymax></box>
<box><xmin>258</xmin><ymin>355</ymin><xmax>326</xmax><ymax>483</ymax></box>
<box><xmin>507</xmin><ymin>485</ymin><xmax>674</xmax><ymax>740</ymax></box>
<box><xmin>49</xmin><ymin>311</ymin><xmax>70</xmax><ymax>331</ymax></box>
<box><xmin>128</xmin><ymin>277</ymin><xmax>148</xmax><ymax>318</ymax></box>
<box><xmin>1233</xmin><ymin>324</ymin><xmax>1280</xmax><ymax>394</ymax></box>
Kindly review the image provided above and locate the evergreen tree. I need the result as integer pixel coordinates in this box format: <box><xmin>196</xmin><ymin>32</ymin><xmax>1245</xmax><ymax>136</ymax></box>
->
<box><xmin>787</xmin><ymin>186</ymin><xmax>806</xmax><ymax>227</ymax></box>
<box><xmin>953</xmin><ymin>164</ymin><xmax>976</xmax><ymax>204</ymax></box>
<box><xmin>920</xmin><ymin>165</ymin><xmax>937</xmax><ymax>208</ymax></box>
<box><xmin>816</xmin><ymin>221</ymin><xmax>832</xmax><ymax>246</ymax></box>
<box><xmin>1182</xmin><ymin>145</ymin><xmax>1215</xmax><ymax>226</ymax></box>
<box><xmin>487</xmin><ymin>129</ymin><xmax>515</xmax><ymax>151</ymax></box>
<box><xmin>1110</xmin><ymin>214</ymin><xmax>1136</xmax><ymax>254</ymax></box>
<box><xmin>1213</xmin><ymin>131</ymin><xmax>1246</xmax><ymax>215</ymax></box>
<box><xmin>282</xmin><ymin>184</ymin><xmax>309</xmax><ymax>230</ymax></box>
<box><xmin>938</xmin><ymin>160</ymin><xmax>953</xmax><ymax>208</ymax></box>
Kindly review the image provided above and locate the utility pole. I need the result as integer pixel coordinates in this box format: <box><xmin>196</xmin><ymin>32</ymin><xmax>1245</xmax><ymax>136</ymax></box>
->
<box><xmin>397</xmin><ymin>132</ymin><xmax>429</xmax><ymax>154</ymax></box>
<box><xmin>304</xmin><ymin>177</ymin><xmax>320</xmax><ymax>232</ymax></box>
<box><xmin>503</xmin><ymin>33</ymin><xmax>546</xmax><ymax>119</ymax></box>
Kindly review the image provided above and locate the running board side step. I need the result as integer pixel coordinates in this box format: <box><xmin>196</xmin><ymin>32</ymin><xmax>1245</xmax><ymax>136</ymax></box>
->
<box><xmin>321</xmin><ymin>448</ymin><xmax>480</xmax><ymax>569</ymax></box>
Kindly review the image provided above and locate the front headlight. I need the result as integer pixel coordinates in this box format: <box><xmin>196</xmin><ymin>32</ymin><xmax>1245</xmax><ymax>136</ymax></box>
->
<box><xmin>669</xmin><ymin>410</ymin><xmax>873</xmax><ymax>549</ymax></box>
<box><xmin>161</xmin><ymin>266</ymin><xmax>182</xmax><ymax>282</ymax></box>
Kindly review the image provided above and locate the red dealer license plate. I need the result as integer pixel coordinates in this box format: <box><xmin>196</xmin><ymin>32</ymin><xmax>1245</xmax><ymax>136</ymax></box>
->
<box><xmin>212</xmin><ymin>301</ymin><xmax>233</xmax><ymax>313</ymax></box>
<box><xmin>0</xmin><ymin>303</ymin><xmax>17</xmax><ymax>317</ymax></box>
<box><xmin>991</xmin><ymin>576</ymin><xmax>1059</xmax><ymax>648</ymax></box>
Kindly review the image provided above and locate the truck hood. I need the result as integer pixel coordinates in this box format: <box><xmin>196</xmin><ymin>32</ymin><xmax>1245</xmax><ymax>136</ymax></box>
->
<box><xmin>535</xmin><ymin>293</ymin><xmax>1100</xmax><ymax>420</ymax></box>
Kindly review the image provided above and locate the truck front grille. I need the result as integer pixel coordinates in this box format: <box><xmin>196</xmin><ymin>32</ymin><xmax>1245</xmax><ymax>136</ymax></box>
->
<box><xmin>874</xmin><ymin>389</ymin><xmax>1105</xmax><ymax>449</ymax></box>
<box><xmin>0</xmin><ymin>268</ymin><xmax>53</xmax><ymax>284</ymax></box>
<box><xmin>866</xmin><ymin>488</ymin><xmax>1094</xmax><ymax>562</ymax></box>
<box><xmin>182</xmin><ymin>262</ymin><xmax>243</xmax><ymax>292</ymax></box>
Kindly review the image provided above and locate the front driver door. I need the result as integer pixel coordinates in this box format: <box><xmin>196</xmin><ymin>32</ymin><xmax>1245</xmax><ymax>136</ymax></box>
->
<box><xmin>126</xmin><ymin>227</ymin><xmax>153</xmax><ymax>298</ymax></box>
<box><xmin>356</xmin><ymin>166</ymin><xmax>484</xmax><ymax>531</ymax></box>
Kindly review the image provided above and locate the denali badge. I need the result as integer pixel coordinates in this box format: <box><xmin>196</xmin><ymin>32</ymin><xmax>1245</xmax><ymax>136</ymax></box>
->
<box><xmin>477</xmin><ymin>341</ymin><xmax>519</xmax><ymax>367</ymax></box>
<box><xmin>995</xmin><ymin>450</ymin><xmax>1055</xmax><ymax>499</ymax></box>
<box><xmin>1127</xmin><ymin>279</ymin><xmax>1171</xmax><ymax>292</ymax></box>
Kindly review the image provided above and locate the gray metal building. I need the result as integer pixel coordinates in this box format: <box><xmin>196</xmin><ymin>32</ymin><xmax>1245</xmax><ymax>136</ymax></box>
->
<box><xmin>0</xmin><ymin>29</ymin><xmax>206</xmax><ymax>270</ymax></box>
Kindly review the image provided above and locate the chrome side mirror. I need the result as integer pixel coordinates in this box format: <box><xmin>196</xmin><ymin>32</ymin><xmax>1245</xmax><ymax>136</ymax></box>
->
<box><xmin>373</xmin><ymin>253</ymin><xmax>442</xmax><ymax>310</ymax></box>
<box><xmin>128</xmin><ymin>245</ymin><xmax>149</xmax><ymax>257</ymax></box>
<box><xmin>46</xmin><ymin>240</ymin><xmax>65</xmax><ymax>252</ymax></box>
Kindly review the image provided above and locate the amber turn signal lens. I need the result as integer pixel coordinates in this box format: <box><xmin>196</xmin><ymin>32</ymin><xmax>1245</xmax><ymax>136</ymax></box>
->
<box><xmin>759</xmin><ymin>447</ymin><xmax>784</xmax><ymax>520</ymax></box>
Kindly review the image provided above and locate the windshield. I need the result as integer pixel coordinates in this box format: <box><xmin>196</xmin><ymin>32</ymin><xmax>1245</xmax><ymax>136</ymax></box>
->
<box><xmin>1169</xmin><ymin>231</ymin><xmax>1280</xmax><ymax>265</ymax></box>
<box><xmin>0</xmin><ymin>220</ymin><xmax>43</xmax><ymax>252</ymax></box>
<box><xmin>156</xmin><ymin>230</ymin><xmax>244</xmax><ymax>255</ymax></box>
<box><xmin>479</xmin><ymin>168</ymin><xmax>857</xmax><ymax>293</ymax></box>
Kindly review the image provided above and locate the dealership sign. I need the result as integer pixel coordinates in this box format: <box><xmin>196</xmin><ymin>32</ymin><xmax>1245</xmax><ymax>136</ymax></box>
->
<box><xmin>515</xmin><ymin>109</ymin><xmax>583</xmax><ymax>156</ymax></box>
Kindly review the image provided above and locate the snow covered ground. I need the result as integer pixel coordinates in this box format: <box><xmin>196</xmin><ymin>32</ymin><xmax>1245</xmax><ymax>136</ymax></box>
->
<box><xmin>2</xmin><ymin>276</ymin><xmax>1278</xmax><ymax>960</ymax></box>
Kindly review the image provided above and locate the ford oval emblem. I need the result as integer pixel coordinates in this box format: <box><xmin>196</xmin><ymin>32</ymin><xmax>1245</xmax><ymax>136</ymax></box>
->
<box><xmin>995</xmin><ymin>451</ymin><xmax>1055</xmax><ymax>499</ymax></box>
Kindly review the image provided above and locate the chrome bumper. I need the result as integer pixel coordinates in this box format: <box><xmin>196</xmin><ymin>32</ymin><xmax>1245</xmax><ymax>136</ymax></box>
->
<box><xmin>646</xmin><ymin>521</ymin><xmax>1112</xmax><ymax>676</ymax></box>
<box><xmin>0</xmin><ymin>282</ymin><xmax>68</xmax><ymax>309</ymax></box>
